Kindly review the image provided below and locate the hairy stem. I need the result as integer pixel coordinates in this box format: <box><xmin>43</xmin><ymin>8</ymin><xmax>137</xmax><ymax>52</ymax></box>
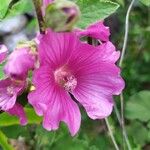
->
<box><xmin>32</xmin><ymin>0</ymin><xmax>45</xmax><ymax>34</ymax></box>
<box><xmin>105</xmin><ymin>118</ymin><xmax>120</xmax><ymax>150</ymax></box>
<box><xmin>118</xmin><ymin>0</ymin><xmax>135</xmax><ymax>149</ymax></box>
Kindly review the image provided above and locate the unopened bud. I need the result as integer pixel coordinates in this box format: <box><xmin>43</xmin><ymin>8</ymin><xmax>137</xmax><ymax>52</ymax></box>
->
<box><xmin>44</xmin><ymin>0</ymin><xmax>80</xmax><ymax>32</ymax></box>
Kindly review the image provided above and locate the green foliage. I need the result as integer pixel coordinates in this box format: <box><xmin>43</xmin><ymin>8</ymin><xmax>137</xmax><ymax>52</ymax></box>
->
<box><xmin>0</xmin><ymin>0</ymin><xmax>33</xmax><ymax>20</ymax></box>
<box><xmin>0</xmin><ymin>108</ymin><xmax>42</xmax><ymax>127</ymax></box>
<box><xmin>0</xmin><ymin>0</ymin><xmax>12</xmax><ymax>20</ymax></box>
<box><xmin>0</xmin><ymin>64</ymin><xmax>5</xmax><ymax>79</ymax></box>
<box><xmin>76</xmin><ymin>0</ymin><xmax>119</xmax><ymax>28</ymax></box>
<box><xmin>140</xmin><ymin>0</ymin><xmax>150</xmax><ymax>6</ymax></box>
<box><xmin>127</xmin><ymin>121</ymin><xmax>150</xmax><ymax>147</ymax></box>
<box><xmin>125</xmin><ymin>91</ymin><xmax>150</xmax><ymax>122</ymax></box>
<box><xmin>0</xmin><ymin>130</ymin><xmax>14</xmax><ymax>150</ymax></box>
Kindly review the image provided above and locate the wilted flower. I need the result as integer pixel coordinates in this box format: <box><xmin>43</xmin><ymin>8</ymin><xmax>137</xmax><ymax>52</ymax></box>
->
<box><xmin>4</xmin><ymin>41</ymin><xmax>37</xmax><ymax>80</ymax></box>
<box><xmin>28</xmin><ymin>29</ymin><xmax>124</xmax><ymax>136</ymax></box>
<box><xmin>0</xmin><ymin>45</ymin><xmax>8</xmax><ymax>63</ymax></box>
<box><xmin>0</xmin><ymin>78</ymin><xmax>27</xmax><ymax>125</ymax></box>
<box><xmin>44</xmin><ymin>0</ymin><xmax>80</xmax><ymax>31</ymax></box>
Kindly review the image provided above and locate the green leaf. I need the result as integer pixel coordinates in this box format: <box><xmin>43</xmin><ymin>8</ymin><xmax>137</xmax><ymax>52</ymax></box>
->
<box><xmin>0</xmin><ymin>108</ymin><xmax>42</xmax><ymax>126</ymax></box>
<box><xmin>127</xmin><ymin>121</ymin><xmax>149</xmax><ymax>147</ymax></box>
<box><xmin>0</xmin><ymin>0</ymin><xmax>12</xmax><ymax>20</ymax></box>
<box><xmin>76</xmin><ymin>0</ymin><xmax>119</xmax><ymax>28</ymax></box>
<box><xmin>140</xmin><ymin>0</ymin><xmax>150</xmax><ymax>6</ymax></box>
<box><xmin>0</xmin><ymin>130</ymin><xmax>14</xmax><ymax>150</ymax></box>
<box><xmin>5</xmin><ymin>0</ymin><xmax>33</xmax><ymax>18</ymax></box>
<box><xmin>0</xmin><ymin>64</ymin><xmax>5</xmax><ymax>79</ymax></box>
<box><xmin>125</xmin><ymin>90</ymin><xmax>150</xmax><ymax>122</ymax></box>
<box><xmin>0</xmin><ymin>0</ymin><xmax>33</xmax><ymax>20</ymax></box>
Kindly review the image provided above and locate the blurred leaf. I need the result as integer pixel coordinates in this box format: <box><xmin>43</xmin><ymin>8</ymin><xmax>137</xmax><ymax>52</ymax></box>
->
<box><xmin>140</xmin><ymin>0</ymin><xmax>150</xmax><ymax>6</ymax></box>
<box><xmin>125</xmin><ymin>90</ymin><xmax>150</xmax><ymax>122</ymax></box>
<box><xmin>0</xmin><ymin>125</ymin><xmax>30</xmax><ymax>139</ymax></box>
<box><xmin>113</xmin><ymin>0</ymin><xmax>124</xmax><ymax>6</ymax></box>
<box><xmin>6</xmin><ymin>0</ymin><xmax>33</xmax><ymax>18</ymax></box>
<box><xmin>0</xmin><ymin>108</ymin><xmax>42</xmax><ymax>126</ymax></box>
<box><xmin>127</xmin><ymin>121</ymin><xmax>149</xmax><ymax>147</ymax></box>
<box><xmin>0</xmin><ymin>0</ymin><xmax>12</xmax><ymax>20</ymax></box>
<box><xmin>76</xmin><ymin>0</ymin><xmax>119</xmax><ymax>28</ymax></box>
<box><xmin>0</xmin><ymin>130</ymin><xmax>14</xmax><ymax>150</ymax></box>
<box><xmin>0</xmin><ymin>64</ymin><xmax>5</xmax><ymax>79</ymax></box>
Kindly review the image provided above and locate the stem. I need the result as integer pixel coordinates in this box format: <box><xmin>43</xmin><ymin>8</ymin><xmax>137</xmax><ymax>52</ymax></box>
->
<box><xmin>119</xmin><ymin>0</ymin><xmax>135</xmax><ymax>67</ymax></box>
<box><xmin>32</xmin><ymin>0</ymin><xmax>45</xmax><ymax>34</ymax></box>
<box><xmin>105</xmin><ymin>118</ymin><xmax>120</xmax><ymax>150</ymax></box>
<box><xmin>117</xmin><ymin>0</ymin><xmax>135</xmax><ymax>149</ymax></box>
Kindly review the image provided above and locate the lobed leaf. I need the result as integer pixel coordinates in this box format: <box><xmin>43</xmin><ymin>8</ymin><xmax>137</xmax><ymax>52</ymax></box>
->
<box><xmin>76</xmin><ymin>0</ymin><xmax>120</xmax><ymax>28</ymax></box>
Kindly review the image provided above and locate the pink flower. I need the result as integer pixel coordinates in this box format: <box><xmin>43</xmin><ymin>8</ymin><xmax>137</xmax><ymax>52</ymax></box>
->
<box><xmin>77</xmin><ymin>21</ymin><xmax>110</xmax><ymax>42</ymax></box>
<box><xmin>0</xmin><ymin>45</ymin><xmax>8</xmax><ymax>64</ymax></box>
<box><xmin>7</xmin><ymin>103</ymin><xmax>27</xmax><ymax>125</ymax></box>
<box><xmin>4</xmin><ymin>47</ymin><xmax>37</xmax><ymax>80</ymax></box>
<box><xmin>28</xmin><ymin>29</ymin><xmax>124</xmax><ymax>136</ymax></box>
<box><xmin>0</xmin><ymin>78</ymin><xmax>27</xmax><ymax>125</ymax></box>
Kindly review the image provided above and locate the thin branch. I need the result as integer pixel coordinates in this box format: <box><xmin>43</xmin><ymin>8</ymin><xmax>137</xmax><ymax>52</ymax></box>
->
<box><xmin>32</xmin><ymin>0</ymin><xmax>45</xmax><ymax>34</ymax></box>
<box><xmin>117</xmin><ymin>0</ymin><xmax>135</xmax><ymax>150</ymax></box>
<box><xmin>105</xmin><ymin>118</ymin><xmax>120</xmax><ymax>150</ymax></box>
<box><xmin>119</xmin><ymin>0</ymin><xmax>135</xmax><ymax>67</ymax></box>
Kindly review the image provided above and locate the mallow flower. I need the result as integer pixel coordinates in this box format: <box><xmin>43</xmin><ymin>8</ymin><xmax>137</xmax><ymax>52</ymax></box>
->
<box><xmin>4</xmin><ymin>41</ymin><xmax>37</xmax><ymax>80</ymax></box>
<box><xmin>0</xmin><ymin>44</ymin><xmax>8</xmax><ymax>63</ymax></box>
<box><xmin>76</xmin><ymin>21</ymin><xmax>110</xmax><ymax>42</ymax></box>
<box><xmin>28</xmin><ymin>29</ymin><xmax>124</xmax><ymax>136</ymax></box>
<box><xmin>0</xmin><ymin>78</ymin><xmax>27</xmax><ymax>125</ymax></box>
<box><xmin>0</xmin><ymin>41</ymin><xmax>37</xmax><ymax>125</ymax></box>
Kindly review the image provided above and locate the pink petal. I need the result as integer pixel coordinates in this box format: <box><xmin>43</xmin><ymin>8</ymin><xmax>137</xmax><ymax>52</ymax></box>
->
<box><xmin>7</xmin><ymin>103</ymin><xmax>27</xmax><ymax>125</ymax></box>
<box><xmin>72</xmin><ymin>68</ymin><xmax>123</xmax><ymax>119</ymax></box>
<box><xmin>0</xmin><ymin>78</ymin><xmax>26</xmax><ymax>111</ymax></box>
<box><xmin>97</xmin><ymin>41</ymin><xmax>120</xmax><ymax>63</ymax></box>
<box><xmin>0</xmin><ymin>45</ymin><xmax>8</xmax><ymax>63</ymax></box>
<box><xmin>43</xmin><ymin>88</ymin><xmax>81</xmax><ymax>136</ymax></box>
<box><xmin>69</xmin><ymin>44</ymin><xmax>124</xmax><ymax>119</ymax></box>
<box><xmin>77</xmin><ymin>21</ymin><xmax>110</xmax><ymax>42</ymax></box>
<box><xmin>38</xmin><ymin>29</ymin><xmax>77</xmax><ymax>68</ymax></box>
<box><xmin>29</xmin><ymin>86</ymin><xmax>81</xmax><ymax>136</ymax></box>
<box><xmin>4</xmin><ymin>48</ymin><xmax>36</xmax><ymax>80</ymax></box>
<box><xmin>28</xmin><ymin>64</ymin><xmax>81</xmax><ymax>136</ymax></box>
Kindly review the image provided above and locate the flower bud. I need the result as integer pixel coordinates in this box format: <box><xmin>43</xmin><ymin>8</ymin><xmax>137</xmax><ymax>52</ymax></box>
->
<box><xmin>44</xmin><ymin>0</ymin><xmax>80</xmax><ymax>32</ymax></box>
<box><xmin>4</xmin><ymin>40</ymin><xmax>38</xmax><ymax>80</ymax></box>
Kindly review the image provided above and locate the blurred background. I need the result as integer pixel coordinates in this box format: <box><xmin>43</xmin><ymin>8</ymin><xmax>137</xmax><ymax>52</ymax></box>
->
<box><xmin>0</xmin><ymin>0</ymin><xmax>150</xmax><ymax>149</ymax></box>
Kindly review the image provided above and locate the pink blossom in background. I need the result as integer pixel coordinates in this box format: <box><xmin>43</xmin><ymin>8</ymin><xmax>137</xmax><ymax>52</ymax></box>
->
<box><xmin>7</xmin><ymin>103</ymin><xmax>27</xmax><ymax>125</ymax></box>
<box><xmin>0</xmin><ymin>78</ymin><xmax>27</xmax><ymax>125</ymax></box>
<box><xmin>4</xmin><ymin>47</ymin><xmax>37</xmax><ymax>80</ymax></box>
<box><xmin>0</xmin><ymin>45</ymin><xmax>8</xmax><ymax>63</ymax></box>
<box><xmin>77</xmin><ymin>21</ymin><xmax>110</xmax><ymax>42</ymax></box>
<box><xmin>28</xmin><ymin>29</ymin><xmax>124</xmax><ymax>136</ymax></box>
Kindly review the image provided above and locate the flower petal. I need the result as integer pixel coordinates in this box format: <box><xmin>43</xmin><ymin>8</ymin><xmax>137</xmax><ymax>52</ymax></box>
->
<box><xmin>38</xmin><ymin>29</ymin><xmax>77</xmax><ymax>68</ymax></box>
<box><xmin>71</xmin><ymin>44</ymin><xmax>124</xmax><ymax>119</ymax></box>
<box><xmin>77</xmin><ymin>21</ymin><xmax>110</xmax><ymax>42</ymax></box>
<box><xmin>0</xmin><ymin>45</ymin><xmax>8</xmax><ymax>63</ymax></box>
<box><xmin>4</xmin><ymin>48</ymin><xmax>36</xmax><ymax>80</ymax></box>
<box><xmin>29</xmin><ymin>86</ymin><xmax>81</xmax><ymax>136</ymax></box>
<box><xmin>28</xmin><ymin>64</ymin><xmax>81</xmax><ymax>136</ymax></box>
<box><xmin>43</xmin><ymin>88</ymin><xmax>81</xmax><ymax>136</ymax></box>
<box><xmin>7</xmin><ymin>103</ymin><xmax>27</xmax><ymax>125</ymax></box>
<box><xmin>0</xmin><ymin>78</ymin><xmax>25</xmax><ymax>111</ymax></box>
<box><xmin>97</xmin><ymin>41</ymin><xmax>120</xmax><ymax>63</ymax></box>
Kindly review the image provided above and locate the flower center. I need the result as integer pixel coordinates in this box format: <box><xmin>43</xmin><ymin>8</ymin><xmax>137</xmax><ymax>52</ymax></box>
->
<box><xmin>54</xmin><ymin>66</ymin><xmax>77</xmax><ymax>92</ymax></box>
